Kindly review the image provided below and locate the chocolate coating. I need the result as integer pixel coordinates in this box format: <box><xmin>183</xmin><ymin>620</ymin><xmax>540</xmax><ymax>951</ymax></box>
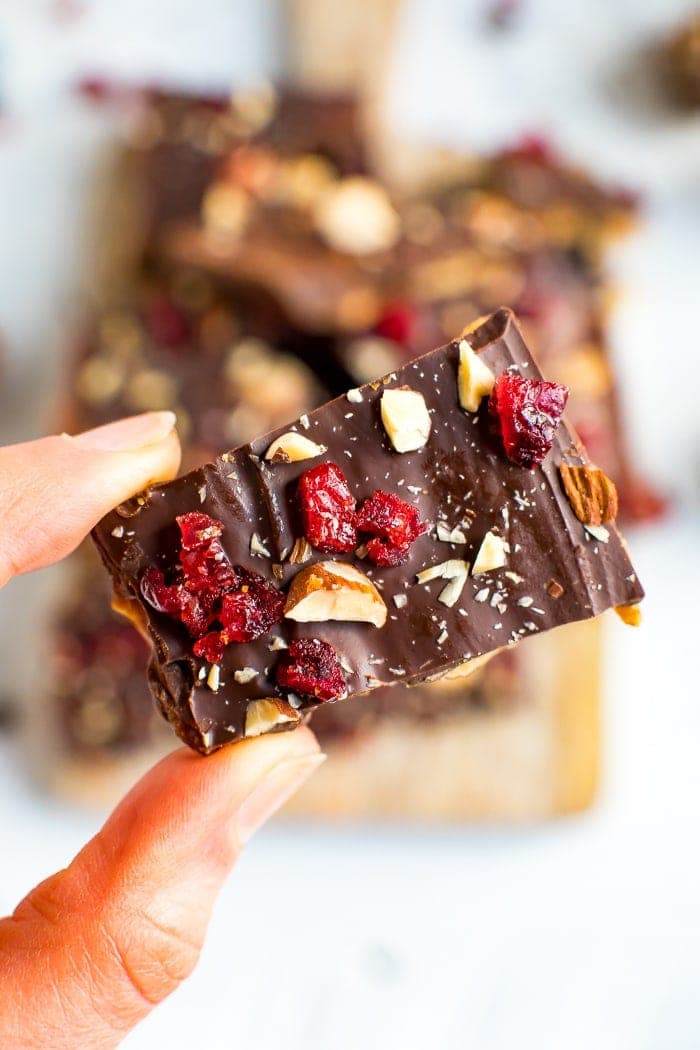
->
<box><xmin>93</xmin><ymin>309</ymin><xmax>643</xmax><ymax>754</ymax></box>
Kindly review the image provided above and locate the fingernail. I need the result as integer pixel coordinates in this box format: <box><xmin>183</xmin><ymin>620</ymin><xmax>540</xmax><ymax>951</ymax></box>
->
<box><xmin>236</xmin><ymin>751</ymin><xmax>326</xmax><ymax>845</ymax></box>
<box><xmin>71</xmin><ymin>411</ymin><xmax>177</xmax><ymax>452</ymax></box>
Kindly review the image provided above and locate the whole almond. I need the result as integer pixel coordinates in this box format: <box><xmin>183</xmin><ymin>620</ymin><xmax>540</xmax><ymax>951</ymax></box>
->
<box><xmin>559</xmin><ymin>463</ymin><xmax>618</xmax><ymax>525</ymax></box>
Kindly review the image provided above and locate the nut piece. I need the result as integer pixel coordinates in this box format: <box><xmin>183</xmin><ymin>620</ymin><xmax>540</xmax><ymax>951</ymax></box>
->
<box><xmin>250</xmin><ymin>532</ymin><xmax>271</xmax><ymax>557</ymax></box>
<box><xmin>416</xmin><ymin>559</ymin><xmax>469</xmax><ymax>584</ymax></box>
<box><xmin>265</xmin><ymin>431</ymin><xmax>327</xmax><ymax>463</ymax></box>
<box><xmin>546</xmin><ymin>579</ymin><xmax>564</xmax><ymax>599</ymax></box>
<box><xmin>416</xmin><ymin>559</ymin><xmax>470</xmax><ymax>607</ymax></box>
<box><xmin>380</xmin><ymin>387</ymin><xmax>432</xmax><ymax>453</ymax></box>
<box><xmin>472</xmin><ymin>531</ymin><xmax>507</xmax><ymax>575</ymax></box>
<box><xmin>457</xmin><ymin>338</ymin><xmax>496</xmax><ymax>412</ymax></box>
<box><xmin>285</xmin><ymin>561</ymin><xmax>387</xmax><ymax>627</ymax></box>
<box><xmin>288</xmin><ymin>537</ymin><xmax>313</xmax><ymax>564</ymax></box>
<box><xmin>314</xmin><ymin>177</ymin><xmax>401</xmax><ymax>255</ymax></box>
<box><xmin>234</xmin><ymin>667</ymin><xmax>258</xmax><ymax>684</ymax></box>
<box><xmin>245</xmin><ymin>698</ymin><xmax>300</xmax><ymax>737</ymax></box>
<box><xmin>559</xmin><ymin>463</ymin><xmax>618</xmax><ymax>525</ymax></box>
<box><xmin>584</xmin><ymin>524</ymin><xmax>609</xmax><ymax>543</ymax></box>
<box><xmin>436</xmin><ymin>522</ymin><xmax>468</xmax><ymax>544</ymax></box>
<box><xmin>615</xmin><ymin>603</ymin><xmax>642</xmax><ymax>627</ymax></box>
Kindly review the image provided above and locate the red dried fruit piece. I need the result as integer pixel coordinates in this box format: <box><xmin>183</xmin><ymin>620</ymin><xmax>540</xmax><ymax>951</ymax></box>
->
<box><xmin>363</xmin><ymin>538</ymin><xmax>410</xmax><ymax>567</ymax></box>
<box><xmin>177</xmin><ymin>512</ymin><xmax>239</xmax><ymax>598</ymax></box>
<box><xmin>219</xmin><ymin>578</ymin><xmax>286</xmax><ymax>641</ymax></box>
<box><xmin>193</xmin><ymin>577</ymin><xmax>286</xmax><ymax>662</ymax></box>
<box><xmin>488</xmin><ymin>372</ymin><xmax>569</xmax><ymax>468</ymax></box>
<box><xmin>191</xmin><ymin>632</ymin><xmax>226</xmax><ymax>666</ymax></box>
<box><xmin>298</xmin><ymin>463</ymin><xmax>357</xmax><ymax>553</ymax></box>
<box><xmin>276</xmin><ymin>638</ymin><xmax>346</xmax><ymax>702</ymax></box>
<box><xmin>140</xmin><ymin>566</ymin><xmax>211</xmax><ymax>637</ymax></box>
<box><xmin>374</xmin><ymin>302</ymin><xmax>418</xmax><ymax>345</ymax></box>
<box><xmin>141</xmin><ymin>513</ymin><xmax>284</xmax><ymax>657</ymax></box>
<box><xmin>355</xmin><ymin>490</ymin><xmax>427</xmax><ymax>566</ymax></box>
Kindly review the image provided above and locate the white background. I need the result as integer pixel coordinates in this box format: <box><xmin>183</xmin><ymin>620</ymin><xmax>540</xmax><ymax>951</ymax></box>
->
<box><xmin>0</xmin><ymin>2</ymin><xmax>699</xmax><ymax>1048</ymax></box>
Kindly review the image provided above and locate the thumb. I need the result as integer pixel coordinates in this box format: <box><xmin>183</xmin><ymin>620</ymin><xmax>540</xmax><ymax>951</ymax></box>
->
<box><xmin>0</xmin><ymin>411</ymin><xmax>181</xmax><ymax>588</ymax></box>
<box><xmin>0</xmin><ymin>727</ymin><xmax>323</xmax><ymax>1048</ymax></box>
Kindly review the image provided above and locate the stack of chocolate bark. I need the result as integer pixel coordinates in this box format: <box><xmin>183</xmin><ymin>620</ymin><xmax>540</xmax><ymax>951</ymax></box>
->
<box><xmin>43</xmin><ymin>84</ymin><xmax>652</xmax><ymax>817</ymax></box>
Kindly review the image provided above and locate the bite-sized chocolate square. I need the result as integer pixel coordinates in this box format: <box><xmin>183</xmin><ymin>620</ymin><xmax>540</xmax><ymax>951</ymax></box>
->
<box><xmin>92</xmin><ymin>309</ymin><xmax>643</xmax><ymax>754</ymax></box>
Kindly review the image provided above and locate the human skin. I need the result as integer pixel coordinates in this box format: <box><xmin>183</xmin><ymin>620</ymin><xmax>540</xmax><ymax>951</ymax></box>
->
<box><xmin>0</xmin><ymin>412</ymin><xmax>323</xmax><ymax>1048</ymax></box>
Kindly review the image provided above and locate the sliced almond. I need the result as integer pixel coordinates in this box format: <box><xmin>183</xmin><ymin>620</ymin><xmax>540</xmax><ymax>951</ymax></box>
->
<box><xmin>288</xmin><ymin>537</ymin><xmax>313</xmax><ymax>564</ymax></box>
<box><xmin>314</xmin><ymin>177</ymin><xmax>401</xmax><ymax>255</ymax></box>
<box><xmin>457</xmin><ymin>338</ymin><xmax>495</xmax><ymax>413</ymax></box>
<box><xmin>380</xmin><ymin>387</ymin><xmax>432</xmax><ymax>453</ymax></box>
<box><xmin>250</xmin><ymin>532</ymin><xmax>271</xmax><ymax>557</ymax></box>
<box><xmin>472</xmin><ymin>531</ymin><xmax>507</xmax><ymax>575</ymax></box>
<box><xmin>264</xmin><ymin>431</ymin><xmax>327</xmax><ymax>464</ymax></box>
<box><xmin>416</xmin><ymin>559</ymin><xmax>471</xmax><ymax>608</ymax></box>
<box><xmin>285</xmin><ymin>561</ymin><xmax>387</xmax><ymax>627</ymax></box>
<box><xmin>245</xmin><ymin>698</ymin><xmax>300</xmax><ymax>737</ymax></box>
<box><xmin>436</xmin><ymin>522</ymin><xmax>468</xmax><ymax>544</ymax></box>
<box><xmin>584</xmin><ymin>524</ymin><xmax>610</xmax><ymax>543</ymax></box>
<box><xmin>437</xmin><ymin>565</ymin><xmax>469</xmax><ymax>608</ymax></box>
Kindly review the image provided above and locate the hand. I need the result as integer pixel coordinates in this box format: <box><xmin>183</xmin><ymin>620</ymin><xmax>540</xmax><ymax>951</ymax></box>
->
<box><xmin>0</xmin><ymin>413</ymin><xmax>324</xmax><ymax>1048</ymax></box>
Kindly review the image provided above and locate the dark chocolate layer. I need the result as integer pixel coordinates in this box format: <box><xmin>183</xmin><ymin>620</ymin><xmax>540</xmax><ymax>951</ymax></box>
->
<box><xmin>93</xmin><ymin>308</ymin><xmax>643</xmax><ymax>754</ymax></box>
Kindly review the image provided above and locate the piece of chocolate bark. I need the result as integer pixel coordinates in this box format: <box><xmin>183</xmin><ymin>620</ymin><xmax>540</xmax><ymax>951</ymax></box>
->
<box><xmin>62</xmin><ymin>271</ymin><xmax>325</xmax><ymax>470</ymax></box>
<box><xmin>92</xmin><ymin>308</ymin><xmax>643</xmax><ymax>755</ymax></box>
<box><xmin>159</xmin><ymin>119</ymin><xmax>661</xmax><ymax>522</ymax></box>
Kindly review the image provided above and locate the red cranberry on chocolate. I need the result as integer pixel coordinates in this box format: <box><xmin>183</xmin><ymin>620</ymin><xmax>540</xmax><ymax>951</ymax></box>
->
<box><xmin>298</xmin><ymin>462</ymin><xmax>358</xmax><ymax>553</ymax></box>
<box><xmin>489</xmin><ymin>372</ymin><xmax>568</xmax><ymax>468</ymax></box>
<box><xmin>193</xmin><ymin>580</ymin><xmax>286</xmax><ymax>664</ymax></box>
<box><xmin>276</xmin><ymin>638</ymin><xmax>346</xmax><ymax>702</ymax></box>
<box><xmin>355</xmin><ymin>490</ymin><xmax>427</xmax><ymax>566</ymax></box>
<box><xmin>140</xmin><ymin>512</ymin><xmax>284</xmax><ymax>660</ymax></box>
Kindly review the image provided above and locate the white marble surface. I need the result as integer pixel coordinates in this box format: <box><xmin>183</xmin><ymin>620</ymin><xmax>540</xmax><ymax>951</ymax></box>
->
<box><xmin>0</xmin><ymin>2</ymin><xmax>698</xmax><ymax>1047</ymax></box>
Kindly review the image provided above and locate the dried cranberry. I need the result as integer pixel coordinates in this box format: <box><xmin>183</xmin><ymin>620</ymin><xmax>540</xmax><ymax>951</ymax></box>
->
<box><xmin>298</xmin><ymin>463</ymin><xmax>357</xmax><ymax>553</ymax></box>
<box><xmin>276</xmin><ymin>639</ymin><xmax>346</xmax><ymax>702</ymax></box>
<box><xmin>140</xmin><ymin>566</ymin><xmax>211</xmax><ymax>637</ymax></box>
<box><xmin>363</xmin><ymin>538</ymin><xmax>410</xmax><ymax>567</ymax></box>
<box><xmin>355</xmin><ymin>490</ymin><xmax>427</xmax><ymax>566</ymax></box>
<box><xmin>192</xmin><ymin>632</ymin><xmax>227</xmax><ymax>665</ymax></box>
<box><xmin>140</xmin><ymin>512</ymin><xmax>284</xmax><ymax>657</ymax></box>
<box><xmin>193</xmin><ymin>577</ymin><xmax>286</xmax><ymax>661</ymax></box>
<box><xmin>176</xmin><ymin>512</ymin><xmax>240</xmax><ymax>598</ymax></box>
<box><xmin>374</xmin><ymin>302</ymin><xmax>418</xmax><ymax>345</ymax></box>
<box><xmin>488</xmin><ymin>372</ymin><xmax>569</xmax><ymax>468</ymax></box>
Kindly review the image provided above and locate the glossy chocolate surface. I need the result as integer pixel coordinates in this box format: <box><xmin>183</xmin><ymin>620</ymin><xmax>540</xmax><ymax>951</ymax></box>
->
<box><xmin>93</xmin><ymin>309</ymin><xmax>643</xmax><ymax>753</ymax></box>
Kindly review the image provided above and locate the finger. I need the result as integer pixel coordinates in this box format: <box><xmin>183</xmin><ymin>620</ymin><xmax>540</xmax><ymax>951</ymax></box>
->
<box><xmin>0</xmin><ymin>727</ymin><xmax>323</xmax><ymax>1048</ymax></box>
<box><xmin>0</xmin><ymin>411</ymin><xmax>181</xmax><ymax>588</ymax></box>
